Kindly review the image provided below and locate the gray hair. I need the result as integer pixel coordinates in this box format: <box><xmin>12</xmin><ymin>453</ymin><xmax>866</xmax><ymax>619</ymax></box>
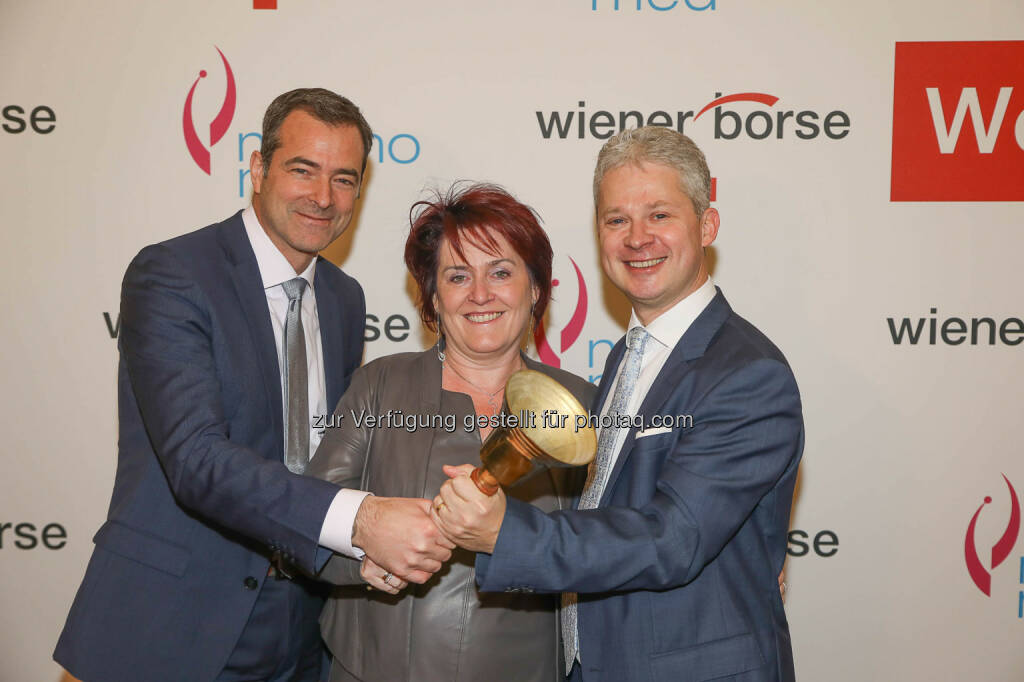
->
<box><xmin>260</xmin><ymin>88</ymin><xmax>373</xmax><ymax>174</ymax></box>
<box><xmin>593</xmin><ymin>126</ymin><xmax>712</xmax><ymax>216</ymax></box>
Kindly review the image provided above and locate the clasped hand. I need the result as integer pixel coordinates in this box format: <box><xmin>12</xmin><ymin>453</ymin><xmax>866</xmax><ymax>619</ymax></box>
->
<box><xmin>352</xmin><ymin>496</ymin><xmax>454</xmax><ymax>587</ymax></box>
<box><xmin>352</xmin><ymin>464</ymin><xmax>505</xmax><ymax>593</ymax></box>
<box><xmin>429</xmin><ymin>463</ymin><xmax>506</xmax><ymax>554</ymax></box>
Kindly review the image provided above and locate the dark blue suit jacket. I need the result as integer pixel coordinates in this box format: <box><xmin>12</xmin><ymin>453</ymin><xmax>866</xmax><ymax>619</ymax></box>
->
<box><xmin>476</xmin><ymin>290</ymin><xmax>802</xmax><ymax>682</ymax></box>
<box><xmin>54</xmin><ymin>212</ymin><xmax>365</xmax><ymax>682</ymax></box>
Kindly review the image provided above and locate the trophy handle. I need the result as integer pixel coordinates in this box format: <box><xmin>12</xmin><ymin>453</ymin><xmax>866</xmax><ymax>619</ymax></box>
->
<box><xmin>471</xmin><ymin>467</ymin><xmax>501</xmax><ymax>496</ymax></box>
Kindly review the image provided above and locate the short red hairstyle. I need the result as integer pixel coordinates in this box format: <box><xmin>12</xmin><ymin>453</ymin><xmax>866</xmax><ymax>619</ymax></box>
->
<box><xmin>404</xmin><ymin>183</ymin><xmax>553</xmax><ymax>333</ymax></box>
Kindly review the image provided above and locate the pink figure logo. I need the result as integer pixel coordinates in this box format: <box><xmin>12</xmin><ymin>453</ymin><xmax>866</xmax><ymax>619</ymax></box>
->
<box><xmin>183</xmin><ymin>47</ymin><xmax>236</xmax><ymax>175</ymax></box>
<box><xmin>534</xmin><ymin>257</ymin><xmax>588</xmax><ymax>369</ymax></box>
<box><xmin>965</xmin><ymin>475</ymin><xmax>1021</xmax><ymax>596</ymax></box>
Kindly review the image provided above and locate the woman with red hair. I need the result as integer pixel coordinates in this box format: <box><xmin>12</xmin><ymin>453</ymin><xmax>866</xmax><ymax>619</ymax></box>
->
<box><xmin>308</xmin><ymin>183</ymin><xmax>594</xmax><ymax>682</ymax></box>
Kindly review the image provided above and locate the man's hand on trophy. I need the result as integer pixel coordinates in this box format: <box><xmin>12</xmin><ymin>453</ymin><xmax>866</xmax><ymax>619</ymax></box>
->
<box><xmin>352</xmin><ymin>496</ymin><xmax>455</xmax><ymax>584</ymax></box>
<box><xmin>431</xmin><ymin>464</ymin><xmax>506</xmax><ymax>553</ymax></box>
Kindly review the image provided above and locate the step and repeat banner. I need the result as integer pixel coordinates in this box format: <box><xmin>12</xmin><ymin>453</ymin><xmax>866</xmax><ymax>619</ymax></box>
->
<box><xmin>2</xmin><ymin>1</ymin><xmax>1022</xmax><ymax>680</ymax></box>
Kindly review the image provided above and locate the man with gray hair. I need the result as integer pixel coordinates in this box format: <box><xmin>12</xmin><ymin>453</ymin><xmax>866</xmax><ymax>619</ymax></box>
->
<box><xmin>434</xmin><ymin>126</ymin><xmax>803</xmax><ymax>682</ymax></box>
<box><xmin>55</xmin><ymin>88</ymin><xmax>453</xmax><ymax>682</ymax></box>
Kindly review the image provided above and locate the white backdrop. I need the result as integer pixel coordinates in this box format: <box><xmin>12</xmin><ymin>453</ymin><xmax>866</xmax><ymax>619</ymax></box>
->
<box><xmin>2</xmin><ymin>1</ymin><xmax>1023</xmax><ymax>680</ymax></box>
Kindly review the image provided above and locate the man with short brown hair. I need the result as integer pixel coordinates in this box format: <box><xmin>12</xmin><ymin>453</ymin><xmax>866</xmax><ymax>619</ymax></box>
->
<box><xmin>55</xmin><ymin>89</ymin><xmax>453</xmax><ymax>682</ymax></box>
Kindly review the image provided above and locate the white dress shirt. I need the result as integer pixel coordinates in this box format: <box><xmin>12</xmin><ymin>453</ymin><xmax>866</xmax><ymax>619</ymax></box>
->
<box><xmin>242</xmin><ymin>207</ymin><xmax>368</xmax><ymax>558</ymax></box>
<box><xmin>596</xmin><ymin>277</ymin><xmax>717</xmax><ymax>478</ymax></box>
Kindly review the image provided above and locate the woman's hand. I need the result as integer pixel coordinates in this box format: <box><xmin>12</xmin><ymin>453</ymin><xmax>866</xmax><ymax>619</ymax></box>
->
<box><xmin>431</xmin><ymin>463</ymin><xmax>506</xmax><ymax>553</ymax></box>
<box><xmin>361</xmin><ymin>555</ymin><xmax>408</xmax><ymax>595</ymax></box>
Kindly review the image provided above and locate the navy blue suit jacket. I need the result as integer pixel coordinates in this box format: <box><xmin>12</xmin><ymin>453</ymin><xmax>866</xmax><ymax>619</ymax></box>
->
<box><xmin>476</xmin><ymin>290</ymin><xmax>803</xmax><ymax>682</ymax></box>
<box><xmin>54</xmin><ymin>212</ymin><xmax>365</xmax><ymax>682</ymax></box>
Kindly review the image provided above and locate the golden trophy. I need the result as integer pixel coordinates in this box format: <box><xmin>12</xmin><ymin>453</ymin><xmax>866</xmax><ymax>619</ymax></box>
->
<box><xmin>470</xmin><ymin>369</ymin><xmax>597</xmax><ymax>495</ymax></box>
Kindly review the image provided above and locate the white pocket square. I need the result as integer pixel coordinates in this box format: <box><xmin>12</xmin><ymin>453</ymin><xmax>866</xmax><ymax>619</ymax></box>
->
<box><xmin>636</xmin><ymin>426</ymin><xmax>673</xmax><ymax>438</ymax></box>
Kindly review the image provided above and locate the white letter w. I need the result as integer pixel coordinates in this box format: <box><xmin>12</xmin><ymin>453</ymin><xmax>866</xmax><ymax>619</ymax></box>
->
<box><xmin>926</xmin><ymin>87</ymin><xmax>1012</xmax><ymax>154</ymax></box>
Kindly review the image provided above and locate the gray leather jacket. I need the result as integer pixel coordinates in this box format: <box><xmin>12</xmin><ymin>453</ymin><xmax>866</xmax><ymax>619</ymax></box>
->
<box><xmin>307</xmin><ymin>349</ymin><xmax>595</xmax><ymax>682</ymax></box>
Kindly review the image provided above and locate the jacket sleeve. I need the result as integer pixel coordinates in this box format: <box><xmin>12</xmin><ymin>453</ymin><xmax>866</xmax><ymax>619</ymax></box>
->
<box><xmin>306</xmin><ymin>365</ymin><xmax>377</xmax><ymax>585</ymax></box>
<box><xmin>119</xmin><ymin>244</ymin><xmax>341</xmax><ymax>574</ymax></box>
<box><xmin>476</xmin><ymin>358</ymin><xmax>802</xmax><ymax>593</ymax></box>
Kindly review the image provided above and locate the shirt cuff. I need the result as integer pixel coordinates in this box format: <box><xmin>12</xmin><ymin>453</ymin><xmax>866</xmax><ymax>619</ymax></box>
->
<box><xmin>319</xmin><ymin>488</ymin><xmax>372</xmax><ymax>559</ymax></box>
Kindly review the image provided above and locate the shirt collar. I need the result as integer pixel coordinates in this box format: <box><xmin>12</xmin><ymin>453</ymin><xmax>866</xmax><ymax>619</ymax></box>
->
<box><xmin>242</xmin><ymin>205</ymin><xmax>317</xmax><ymax>290</ymax></box>
<box><xmin>628</xmin><ymin>277</ymin><xmax>716</xmax><ymax>351</ymax></box>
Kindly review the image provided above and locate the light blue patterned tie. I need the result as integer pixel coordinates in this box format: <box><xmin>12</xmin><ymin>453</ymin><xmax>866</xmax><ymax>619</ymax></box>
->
<box><xmin>281</xmin><ymin>277</ymin><xmax>308</xmax><ymax>475</ymax></box>
<box><xmin>562</xmin><ymin>326</ymin><xmax>650</xmax><ymax>670</ymax></box>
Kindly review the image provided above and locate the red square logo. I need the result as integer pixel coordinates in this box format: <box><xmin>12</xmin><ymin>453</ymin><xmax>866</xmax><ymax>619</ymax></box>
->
<box><xmin>253</xmin><ymin>0</ymin><xmax>277</xmax><ymax>9</ymax></box>
<box><xmin>891</xmin><ymin>41</ymin><xmax>1024</xmax><ymax>201</ymax></box>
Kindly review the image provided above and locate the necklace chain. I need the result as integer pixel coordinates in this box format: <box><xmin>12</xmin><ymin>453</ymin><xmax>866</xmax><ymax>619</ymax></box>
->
<box><xmin>443</xmin><ymin>358</ymin><xmax>521</xmax><ymax>412</ymax></box>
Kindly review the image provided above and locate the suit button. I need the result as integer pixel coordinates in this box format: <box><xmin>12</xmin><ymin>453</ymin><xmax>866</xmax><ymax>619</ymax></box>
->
<box><xmin>243</xmin><ymin>576</ymin><xmax>258</xmax><ymax>590</ymax></box>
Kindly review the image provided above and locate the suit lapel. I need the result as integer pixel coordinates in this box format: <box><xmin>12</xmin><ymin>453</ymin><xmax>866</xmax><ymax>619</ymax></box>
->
<box><xmin>220</xmin><ymin>214</ymin><xmax>285</xmax><ymax>455</ymax></box>
<box><xmin>598</xmin><ymin>355</ymin><xmax>696</xmax><ymax>506</ymax></box>
<box><xmin>598</xmin><ymin>290</ymin><xmax>733</xmax><ymax>506</ymax></box>
<box><xmin>315</xmin><ymin>266</ymin><xmax>346</xmax><ymax>410</ymax></box>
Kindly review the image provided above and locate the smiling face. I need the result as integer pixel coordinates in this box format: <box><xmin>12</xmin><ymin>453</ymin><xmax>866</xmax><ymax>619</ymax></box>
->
<box><xmin>250</xmin><ymin>109</ymin><xmax>365</xmax><ymax>272</ymax></box>
<box><xmin>597</xmin><ymin>161</ymin><xmax>720</xmax><ymax>326</ymax></box>
<box><xmin>434</xmin><ymin>230</ymin><xmax>539</xmax><ymax>362</ymax></box>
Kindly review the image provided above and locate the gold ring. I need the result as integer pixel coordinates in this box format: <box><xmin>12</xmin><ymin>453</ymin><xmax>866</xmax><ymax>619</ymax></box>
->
<box><xmin>434</xmin><ymin>500</ymin><xmax>446</xmax><ymax>512</ymax></box>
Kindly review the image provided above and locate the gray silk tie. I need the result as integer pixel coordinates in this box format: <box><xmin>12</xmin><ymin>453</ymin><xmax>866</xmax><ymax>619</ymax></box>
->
<box><xmin>281</xmin><ymin>277</ymin><xmax>309</xmax><ymax>475</ymax></box>
<box><xmin>562</xmin><ymin>326</ymin><xmax>650</xmax><ymax>670</ymax></box>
